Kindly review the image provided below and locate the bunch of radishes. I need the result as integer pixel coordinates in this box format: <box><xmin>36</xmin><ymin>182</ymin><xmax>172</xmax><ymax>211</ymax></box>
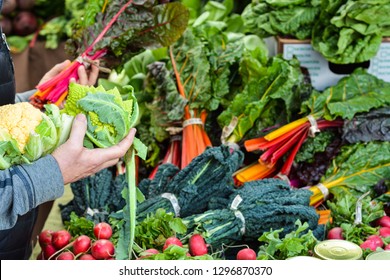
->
<box><xmin>138</xmin><ymin>234</ymin><xmax>258</xmax><ymax>260</ymax></box>
<box><xmin>36</xmin><ymin>222</ymin><xmax>115</xmax><ymax>260</ymax></box>
<box><xmin>0</xmin><ymin>0</ymin><xmax>38</xmax><ymax>36</ymax></box>
<box><xmin>138</xmin><ymin>234</ymin><xmax>210</xmax><ymax>259</ymax></box>
<box><xmin>360</xmin><ymin>216</ymin><xmax>390</xmax><ymax>251</ymax></box>
<box><xmin>327</xmin><ymin>215</ymin><xmax>390</xmax><ymax>251</ymax></box>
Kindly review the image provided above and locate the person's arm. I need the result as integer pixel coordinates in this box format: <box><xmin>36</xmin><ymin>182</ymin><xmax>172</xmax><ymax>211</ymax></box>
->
<box><xmin>0</xmin><ymin>114</ymin><xmax>136</xmax><ymax>230</ymax></box>
<box><xmin>15</xmin><ymin>90</ymin><xmax>36</xmax><ymax>103</ymax></box>
<box><xmin>14</xmin><ymin>59</ymin><xmax>100</xmax><ymax>103</ymax></box>
<box><xmin>0</xmin><ymin>155</ymin><xmax>64</xmax><ymax>230</ymax></box>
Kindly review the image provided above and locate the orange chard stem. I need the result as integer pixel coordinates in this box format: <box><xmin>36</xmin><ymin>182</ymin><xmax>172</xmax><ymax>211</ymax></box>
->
<box><xmin>316</xmin><ymin>209</ymin><xmax>332</xmax><ymax>225</ymax></box>
<box><xmin>234</xmin><ymin>162</ymin><xmax>276</xmax><ymax>184</ymax></box>
<box><xmin>244</xmin><ymin>137</ymin><xmax>269</xmax><ymax>152</ymax></box>
<box><xmin>53</xmin><ymin>91</ymin><xmax>68</xmax><ymax>106</ymax></box>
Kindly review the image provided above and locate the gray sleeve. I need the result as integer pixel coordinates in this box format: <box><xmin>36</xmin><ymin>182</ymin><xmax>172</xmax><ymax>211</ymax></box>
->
<box><xmin>0</xmin><ymin>155</ymin><xmax>64</xmax><ymax>230</ymax></box>
<box><xmin>15</xmin><ymin>90</ymin><xmax>36</xmax><ymax>103</ymax></box>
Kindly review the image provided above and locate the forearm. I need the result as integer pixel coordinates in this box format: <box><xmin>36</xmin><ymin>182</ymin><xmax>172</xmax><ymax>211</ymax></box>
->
<box><xmin>15</xmin><ymin>90</ymin><xmax>36</xmax><ymax>103</ymax></box>
<box><xmin>0</xmin><ymin>155</ymin><xmax>64</xmax><ymax>230</ymax></box>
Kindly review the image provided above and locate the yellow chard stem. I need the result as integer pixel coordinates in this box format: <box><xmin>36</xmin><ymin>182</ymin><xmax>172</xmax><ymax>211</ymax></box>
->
<box><xmin>264</xmin><ymin>116</ymin><xmax>309</xmax><ymax>141</ymax></box>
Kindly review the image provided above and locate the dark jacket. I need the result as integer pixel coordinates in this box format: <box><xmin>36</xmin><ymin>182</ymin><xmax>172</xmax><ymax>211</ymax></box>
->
<box><xmin>0</xmin><ymin>24</ymin><xmax>16</xmax><ymax>105</ymax></box>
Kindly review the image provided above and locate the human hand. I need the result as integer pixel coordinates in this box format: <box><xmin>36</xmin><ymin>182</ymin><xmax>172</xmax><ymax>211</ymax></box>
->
<box><xmin>69</xmin><ymin>60</ymin><xmax>100</xmax><ymax>86</ymax></box>
<box><xmin>52</xmin><ymin>114</ymin><xmax>136</xmax><ymax>185</ymax></box>
<box><xmin>38</xmin><ymin>60</ymin><xmax>72</xmax><ymax>86</ymax></box>
<box><xmin>38</xmin><ymin>59</ymin><xmax>100</xmax><ymax>86</ymax></box>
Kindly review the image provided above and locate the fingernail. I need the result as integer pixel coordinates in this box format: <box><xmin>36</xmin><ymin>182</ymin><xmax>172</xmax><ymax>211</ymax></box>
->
<box><xmin>76</xmin><ymin>114</ymin><xmax>87</xmax><ymax>123</ymax></box>
<box><xmin>129</xmin><ymin>128</ymin><xmax>136</xmax><ymax>138</ymax></box>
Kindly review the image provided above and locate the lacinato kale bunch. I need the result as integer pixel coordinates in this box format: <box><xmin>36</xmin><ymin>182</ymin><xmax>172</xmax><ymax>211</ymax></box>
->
<box><xmin>136</xmin><ymin>145</ymin><xmax>245</xmax><ymax>220</ymax></box>
<box><xmin>181</xmin><ymin>178</ymin><xmax>323</xmax><ymax>249</ymax></box>
<box><xmin>60</xmin><ymin>167</ymin><xmax>127</xmax><ymax>223</ymax></box>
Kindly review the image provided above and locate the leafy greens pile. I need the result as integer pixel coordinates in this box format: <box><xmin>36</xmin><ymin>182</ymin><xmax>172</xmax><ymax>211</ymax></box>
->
<box><xmin>312</xmin><ymin>0</ymin><xmax>390</xmax><ymax>64</ymax></box>
<box><xmin>242</xmin><ymin>0</ymin><xmax>321</xmax><ymax>40</ymax></box>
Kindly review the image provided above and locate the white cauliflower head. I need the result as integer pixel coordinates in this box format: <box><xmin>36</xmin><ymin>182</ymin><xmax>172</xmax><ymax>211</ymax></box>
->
<box><xmin>0</xmin><ymin>102</ymin><xmax>43</xmax><ymax>151</ymax></box>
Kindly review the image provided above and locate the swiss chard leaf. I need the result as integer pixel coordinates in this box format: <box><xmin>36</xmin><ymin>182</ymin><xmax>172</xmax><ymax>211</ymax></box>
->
<box><xmin>217</xmin><ymin>55</ymin><xmax>305</xmax><ymax>143</ymax></box>
<box><xmin>321</xmin><ymin>141</ymin><xmax>390</xmax><ymax>191</ymax></box>
<box><xmin>300</xmin><ymin>68</ymin><xmax>390</xmax><ymax>120</ymax></box>
<box><xmin>66</xmin><ymin>0</ymin><xmax>189</xmax><ymax>68</ymax></box>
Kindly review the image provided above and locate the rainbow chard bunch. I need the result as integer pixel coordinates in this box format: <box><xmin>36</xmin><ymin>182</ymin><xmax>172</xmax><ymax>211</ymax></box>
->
<box><xmin>244</xmin><ymin>68</ymin><xmax>390</xmax><ymax>178</ymax></box>
<box><xmin>29</xmin><ymin>0</ymin><xmax>189</xmax><ymax>108</ymax></box>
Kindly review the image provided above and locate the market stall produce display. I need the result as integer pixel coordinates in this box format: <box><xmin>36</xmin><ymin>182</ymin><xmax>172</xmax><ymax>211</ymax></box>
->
<box><xmin>2</xmin><ymin>0</ymin><xmax>389</xmax><ymax>261</ymax></box>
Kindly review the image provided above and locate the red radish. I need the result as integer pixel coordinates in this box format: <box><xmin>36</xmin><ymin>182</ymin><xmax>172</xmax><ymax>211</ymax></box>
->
<box><xmin>93</xmin><ymin>222</ymin><xmax>113</xmax><ymax>240</ymax></box>
<box><xmin>327</xmin><ymin>227</ymin><xmax>344</xmax><ymax>240</ymax></box>
<box><xmin>38</xmin><ymin>229</ymin><xmax>54</xmax><ymax>248</ymax></box>
<box><xmin>137</xmin><ymin>249</ymin><xmax>159</xmax><ymax>260</ymax></box>
<box><xmin>163</xmin><ymin>237</ymin><xmax>183</xmax><ymax>251</ymax></box>
<box><xmin>360</xmin><ymin>239</ymin><xmax>379</xmax><ymax>251</ymax></box>
<box><xmin>52</xmin><ymin>230</ymin><xmax>72</xmax><ymax>250</ymax></box>
<box><xmin>384</xmin><ymin>244</ymin><xmax>390</xmax><ymax>251</ymax></box>
<box><xmin>72</xmin><ymin>235</ymin><xmax>91</xmax><ymax>255</ymax></box>
<box><xmin>138</xmin><ymin>248</ymin><xmax>159</xmax><ymax>259</ymax></box>
<box><xmin>379</xmin><ymin>227</ymin><xmax>390</xmax><ymax>238</ymax></box>
<box><xmin>91</xmin><ymin>239</ymin><xmax>115</xmax><ymax>260</ymax></box>
<box><xmin>376</xmin><ymin>216</ymin><xmax>390</xmax><ymax>228</ymax></box>
<box><xmin>43</xmin><ymin>244</ymin><xmax>57</xmax><ymax>259</ymax></box>
<box><xmin>79</xmin><ymin>254</ymin><xmax>96</xmax><ymax>260</ymax></box>
<box><xmin>56</xmin><ymin>251</ymin><xmax>75</xmax><ymax>260</ymax></box>
<box><xmin>188</xmin><ymin>234</ymin><xmax>208</xmax><ymax>256</ymax></box>
<box><xmin>236</xmin><ymin>248</ymin><xmax>257</xmax><ymax>260</ymax></box>
<box><xmin>366</xmin><ymin>235</ymin><xmax>384</xmax><ymax>248</ymax></box>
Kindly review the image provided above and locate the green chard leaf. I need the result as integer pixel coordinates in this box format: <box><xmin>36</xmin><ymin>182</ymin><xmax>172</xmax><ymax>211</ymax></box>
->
<box><xmin>321</xmin><ymin>141</ymin><xmax>390</xmax><ymax>191</ymax></box>
<box><xmin>300</xmin><ymin>68</ymin><xmax>390</xmax><ymax>120</ymax></box>
<box><xmin>66</xmin><ymin>0</ymin><xmax>190</xmax><ymax>69</ymax></box>
<box><xmin>217</xmin><ymin>55</ymin><xmax>305</xmax><ymax>143</ymax></box>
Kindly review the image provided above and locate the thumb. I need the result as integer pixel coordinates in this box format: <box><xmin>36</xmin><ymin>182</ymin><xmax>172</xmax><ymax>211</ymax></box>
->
<box><xmin>68</xmin><ymin>114</ymin><xmax>87</xmax><ymax>145</ymax></box>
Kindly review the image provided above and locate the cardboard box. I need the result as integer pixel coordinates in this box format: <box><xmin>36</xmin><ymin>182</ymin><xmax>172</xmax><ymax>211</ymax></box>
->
<box><xmin>275</xmin><ymin>36</ymin><xmax>390</xmax><ymax>91</ymax></box>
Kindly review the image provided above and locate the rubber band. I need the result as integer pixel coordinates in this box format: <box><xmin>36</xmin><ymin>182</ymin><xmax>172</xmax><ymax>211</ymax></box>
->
<box><xmin>307</xmin><ymin>115</ymin><xmax>320</xmax><ymax>137</ymax></box>
<box><xmin>165</xmin><ymin>127</ymin><xmax>183</xmax><ymax>136</ymax></box>
<box><xmin>230</xmin><ymin>195</ymin><xmax>246</xmax><ymax>235</ymax></box>
<box><xmin>182</xmin><ymin>118</ymin><xmax>203</xmax><ymax>128</ymax></box>
<box><xmin>221</xmin><ymin>116</ymin><xmax>238</xmax><ymax>144</ymax></box>
<box><xmin>275</xmin><ymin>173</ymin><xmax>290</xmax><ymax>185</ymax></box>
<box><xmin>315</xmin><ymin>183</ymin><xmax>329</xmax><ymax>200</ymax></box>
<box><xmin>354</xmin><ymin>191</ymin><xmax>370</xmax><ymax>225</ymax></box>
<box><xmin>161</xmin><ymin>193</ymin><xmax>181</xmax><ymax>217</ymax></box>
<box><xmin>86</xmin><ymin>207</ymin><xmax>107</xmax><ymax>217</ymax></box>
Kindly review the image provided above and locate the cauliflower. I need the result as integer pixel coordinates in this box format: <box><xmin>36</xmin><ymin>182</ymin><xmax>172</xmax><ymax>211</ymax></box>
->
<box><xmin>0</xmin><ymin>102</ymin><xmax>42</xmax><ymax>151</ymax></box>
